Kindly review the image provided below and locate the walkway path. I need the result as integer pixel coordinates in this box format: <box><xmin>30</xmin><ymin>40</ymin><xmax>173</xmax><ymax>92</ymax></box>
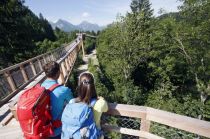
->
<box><xmin>77</xmin><ymin>49</ymin><xmax>98</xmax><ymax>72</ymax></box>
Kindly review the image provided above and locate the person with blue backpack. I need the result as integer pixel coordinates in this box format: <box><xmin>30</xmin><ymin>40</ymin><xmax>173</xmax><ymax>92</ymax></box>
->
<box><xmin>61</xmin><ymin>72</ymin><xmax>108</xmax><ymax>139</ymax></box>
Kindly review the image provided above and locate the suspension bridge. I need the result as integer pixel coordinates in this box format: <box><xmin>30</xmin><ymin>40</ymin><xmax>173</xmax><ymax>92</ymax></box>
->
<box><xmin>0</xmin><ymin>33</ymin><xmax>210</xmax><ymax>139</ymax></box>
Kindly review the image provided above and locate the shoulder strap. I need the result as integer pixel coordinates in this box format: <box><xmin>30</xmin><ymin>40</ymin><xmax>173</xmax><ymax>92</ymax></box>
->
<box><xmin>90</xmin><ymin>98</ymin><xmax>97</xmax><ymax>107</ymax></box>
<box><xmin>48</xmin><ymin>83</ymin><xmax>61</xmax><ymax>92</ymax></box>
<box><xmin>48</xmin><ymin>83</ymin><xmax>62</xmax><ymax>128</ymax></box>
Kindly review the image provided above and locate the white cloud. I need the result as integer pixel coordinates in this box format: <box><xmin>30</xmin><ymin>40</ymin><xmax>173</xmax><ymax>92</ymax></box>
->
<box><xmin>82</xmin><ymin>12</ymin><xmax>90</xmax><ymax>17</ymax></box>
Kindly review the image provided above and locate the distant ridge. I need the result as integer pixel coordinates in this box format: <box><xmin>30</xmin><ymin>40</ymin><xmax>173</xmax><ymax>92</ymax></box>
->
<box><xmin>50</xmin><ymin>19</ymin><xmax>105</xmax><ymax>32</ymax></box>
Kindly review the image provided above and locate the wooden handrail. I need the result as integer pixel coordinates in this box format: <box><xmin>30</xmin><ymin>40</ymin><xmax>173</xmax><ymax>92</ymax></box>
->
<box><xmin>104</xmin><ymin>103</ymin><xmax>210</xmax><ymax>138</ymax></box>
<box><xmin>146</xmin><ymin>107</ymin><xmax>210</xmax><ymax>138</ymax></box>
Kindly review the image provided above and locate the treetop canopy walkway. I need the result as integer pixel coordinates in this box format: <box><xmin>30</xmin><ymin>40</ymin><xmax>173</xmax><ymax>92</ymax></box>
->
<box><xmin>0</xmin><ymin>33</ymin><xmax>210</xmax><ymax>139</ymax></box>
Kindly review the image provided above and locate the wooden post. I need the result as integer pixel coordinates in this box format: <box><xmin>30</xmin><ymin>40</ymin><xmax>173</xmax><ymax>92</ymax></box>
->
<box><xmin>58</xmin><ymin>67</ymin><xmax>65</xmax><ymax>84</ymax></box>
<box><xmin>43</xmin><ymin>57</ymin><xmax>47</xmax><ymax>64</ymax></box>
<box><xmin>46</xmin><ymin>55</ymin><xmax>49</xmax><ymax>62</ymax></box>
<box><xmin>20</xmin><ymin>66</ymin><xmax>28</xmax><ymax>83</ymax></box>
<box><xmin>61</xmin><ymin>62</ymin><xmax>67</xmax><ymax>78</ymax></box>
<box><xmin>140</xmin><ymin>112</ymin><xmax>151</xmax><ymax>138</ymax></box>
<box><xmin>51</xmin><ymin>53</ymin><xmax>55</xmax><ymax>61</ymax></box>
<box><xmin>74</xmin><ymin>50</ymin><xmax>77</xmax><ymax>63</ymax></box>
<box><xmin>38</xmin><ymin>59</ymin><xmax>43</xmax><ymax>71</ymax></box>
<box><xmin>69</xmin><ymin>54</ymin><xmax>73</xmax><ymax>69</ymax></box>
<box><xmin>65</xmin><ymin>58</ymin><xmax>70</xmax><ymax>72</ymax></box>
<box><xmin>30</xmin><ymin>62</ymin><xmax>36</xmax><ymax>76</ymax></box>
<box><xmin>81</xmin><ymin>40</ymin><xmax>85</xmax><ymax>58</ymax></box>
<box><xmin>4</xmin><ymin>72</ymin><xmax>16</xmax><ymax>92</ymax></box>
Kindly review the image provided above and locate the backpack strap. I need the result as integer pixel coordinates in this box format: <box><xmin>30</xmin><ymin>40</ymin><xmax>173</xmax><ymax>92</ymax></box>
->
<box><xmin>48</xmin><ymin>83</ymin><xmax>62</xmax><ymax>128</ymax></box>
<box><xmin>48</xmin><ymin>83</ymin><xmax>61</xmax><ymax>92</ymax></box>
<box><xmin>89</xmin><ymin>98</ymin><xmax>97</xmax><ymax>107</ymax></box>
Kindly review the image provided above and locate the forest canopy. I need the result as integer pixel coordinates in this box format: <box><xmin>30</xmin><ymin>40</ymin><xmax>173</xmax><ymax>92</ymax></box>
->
<box><xmin>0</xmin><ymin>0</ymin><xmax>75</xmax><ymax>69</ymax></box>
<box><xmin>90</xmin><ymin>0</ymin><xmax>210</xmax><ymax>122</ymax></box>
<box><xmin>87</xmin><ymin>0</ymin><xmax>210</xmax><ymax>137</ymax></box>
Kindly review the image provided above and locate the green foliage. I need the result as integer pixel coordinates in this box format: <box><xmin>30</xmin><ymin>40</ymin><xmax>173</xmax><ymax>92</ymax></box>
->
<box><xmin>94</xmin><ymin>0</ymin><xmax>210</xmax><ymax>137</ymax></box>
<box><xmin>84</xmin><ymin>37</ymin><xmax>96</xmax><ymax>54</ymax></box>
<box><xmin>0</xmin><ymin>0</ymin><xmax>57</xmax><ymax>69</ymax></box>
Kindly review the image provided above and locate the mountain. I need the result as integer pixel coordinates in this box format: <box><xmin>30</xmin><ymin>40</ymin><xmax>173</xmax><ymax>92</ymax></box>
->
<box><xmin>77</xmin><ymin>21</ymin><xmax>101</xmax><ymax>32</ymax></box>
<box><xmin>50</xmin><ymin>19</ymin><xmax>105</xmax><ymax>32</ymax></box>
<box><xmin>50</xmin><ymin>19</ymin><xmax>77</xmax><ymax>32</ymax></box>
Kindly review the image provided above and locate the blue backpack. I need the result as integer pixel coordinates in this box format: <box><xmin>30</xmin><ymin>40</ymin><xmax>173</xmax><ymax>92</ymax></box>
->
<box><xmin>61</xmin><ymin>99</ymin><xmax>100</xmax><ymax>139</ymax></box>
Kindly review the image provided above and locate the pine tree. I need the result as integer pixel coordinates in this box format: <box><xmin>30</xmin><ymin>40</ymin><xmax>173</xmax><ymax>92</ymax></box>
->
<box><xmin>130</xmin><ymin>0</ymin><xmax>153</xmax><ymax>17</ymax></box>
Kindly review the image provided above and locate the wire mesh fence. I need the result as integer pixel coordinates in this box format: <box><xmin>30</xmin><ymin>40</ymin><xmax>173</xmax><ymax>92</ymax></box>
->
<box><xmin>0</xmin><ymin>74</ymin><xmax>12</xmax><ymax>99</ymax></box>
<box><xmin>101</xmin><ymin>114</ymin><xmax>206</xmax><ymax>139</ymax></box>
<box><xmin>150</xmin><ymin>122</ymin><xmax>203</xmax><ymax>139</ymax></box>
<box><xmin>102</xmin><ymin>114</ymin><xmax>140</xmax><ymax>139</ymax></box>
<box><xmin>33</xmin><ymin>60</ymin><xmax>41</xmax><ymax>73</ymax></box>
<box><xmin>24</xmin><ymin>64</ymin><xmax>34</xmax><ymax>80</ymax></box>
<box><xmin>11</xmin><ymin>68</ymin><xmax>25</xmax><ymax>87</ymax></box>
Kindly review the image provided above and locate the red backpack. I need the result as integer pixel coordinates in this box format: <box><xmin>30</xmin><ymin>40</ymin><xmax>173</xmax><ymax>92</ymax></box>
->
<box><xmin>17</xmin><ymin>84</ymin><xmax>62</xmax><ymax>139</ymax></box>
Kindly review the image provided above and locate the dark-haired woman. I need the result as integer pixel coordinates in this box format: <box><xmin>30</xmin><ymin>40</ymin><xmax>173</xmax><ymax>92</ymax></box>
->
<box><xmin>61</xmin><ymin>72</ymin><xmax>108</xmax><ymax>139</ymax></box>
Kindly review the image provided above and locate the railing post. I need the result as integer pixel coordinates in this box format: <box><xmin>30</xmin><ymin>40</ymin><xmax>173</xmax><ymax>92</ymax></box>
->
<box><xmin>38</xmin><ymin>59</ymin><xmax>43</xmax><ymax>71</ymax></box>
<box><xmin>43</xmin><ymin>56</ymin><xmax>47</xmax><ymax>64</ymax></box>
<box><xmin>61</xmin><ymin>62</ymin><xmax>67</xmax><ymax>78</ymax></box>
<box><xmin>51</xmin><ymin>53</ymin><xmax>55</xmax><ymax>61</ymax></box>
<box><xmin>30</xmin><ymin>62</ymin><xmax>36</xmax><ymax>76</ymax></box>
<box><xmin>4</xmin><ymin>72</ymin><xmax>16</xmax><ymax>92</ymax></box>
<box><xmin>20</xmin><ymin>65</ymin><xmax>28</xmax><ymax>82</ymax></box>
<box><xmin>140</xmin><ymin>112</ymin><xmax>151</xmax><ymax>136</ymax></box>
<box><xmin>69</xmin><ymin>54</ymin><xmax>73</xmax><ymax>70</ymax></box>
<box><xmin>81</xmin><ymin>40</ymin><xmax>85</xmax><ymax>58</ymax></box>
<box><xmin>67</xmin><ymin>55</ymin><xmax>71</xmax><ymax>68</ymax></box>
<box><xmin>65</xmin><ymin>58</ymin><xmax>70</xmax><ymax>72</ymax></box>
<box><xmin>58</xmin><ymin>67</ymin><xmax>65</xmax><ymax>84</ymax></box>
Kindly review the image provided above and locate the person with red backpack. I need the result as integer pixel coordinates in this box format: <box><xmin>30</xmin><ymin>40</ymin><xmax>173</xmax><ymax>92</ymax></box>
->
<box><xmin>41</xmin><ymin>61</ymin><xmax>73</xmax><ymax>139</ymax></box>
<box><xmin>17</xmin><ymin>61</ymin><xmax>73</xmax><ymax>139</ymax></box>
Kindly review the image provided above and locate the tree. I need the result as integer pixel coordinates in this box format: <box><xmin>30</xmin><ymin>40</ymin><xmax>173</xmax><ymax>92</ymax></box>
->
<box><xmin>0</xmin><ymin>0</ymin><xmax>36</xmax><ymax>68</ymax></box>
<box><xmin>0</xmin><ymin>0</ymin><xmax>60</xmax><ymax>69</ymax></box>
<box><xmin>94</xmin><ymin>0</ymin><xmax>210</xmax><ymax>137</ymax></box>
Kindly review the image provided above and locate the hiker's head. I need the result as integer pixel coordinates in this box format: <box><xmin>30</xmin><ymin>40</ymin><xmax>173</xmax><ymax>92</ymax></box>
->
<box><xmin>77</xmin><ymin>72</ymin><xmax>97</xmax><ymax>104</ymax></box>
<box><xmin>43</xmin><ymin>61</ymin><xmax>60</xmax><ymax>80</ymax></box>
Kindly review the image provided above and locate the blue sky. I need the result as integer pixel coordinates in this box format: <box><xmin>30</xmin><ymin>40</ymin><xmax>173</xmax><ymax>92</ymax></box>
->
<box><xmin>24</xmin><ymin>0</ymin><xmax>182</xmax><ymax>26</ymax></box>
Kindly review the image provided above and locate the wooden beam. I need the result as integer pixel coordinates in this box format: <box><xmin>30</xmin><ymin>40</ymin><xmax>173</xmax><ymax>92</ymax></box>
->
<box><xmin>30</xmin><ymin>62</ymin><xmax>36</xmax><ymax>76</ymax></box>
<box><xmin>146</xmin><ymin>107</ymin><xmax>210</xmax><ymax>138</ymax></box>
<box><xmin>4</xmin><ymin>72</ymin><xmax>16</xmax><ymax>92</ymax></box>
<box><xmin>81</xmin><ymin>40</ymin><xmax>85</xmax><ymax>58</ymax></box>
<box><xmin>140</xmin><ymin>111</ymin><xmax>151</xmax><ymax>133</ymax></box>
<box><xmin>61</xmin><ymin>62</ymin><xmax>67</xmax><ymax>78</ymax></box>
<box><xmin>43</xmin><ymin>57</ymin><xmax>47</xmax><ymax>64</ymax></box>
<box><xmin>20</xmin><ymin>65</ymin><xmax>28</xmax><ymax>83</ymax></box>
<box><xmin>68</xmin><ymin>54</ymin><xmax>72</xmax><ymax>69</ymax></box>
<box><xmin>38</xmin><ymin>59</ymin><xmax>43</xmax><ymax>71</ymax></box>
<box><xmin>106</xmin><ymin>103</ymin><xmax>147</xmax><ymax>119</ymax></box>
<box><xmin>65</xmin><ymin>58</ymin><xmax>70</xmax><ymax>72</ymax></box>
<box><xmin>58</xmin><ymin>67</ymin><xmax>65</xmax><ymax>85</ymax></box>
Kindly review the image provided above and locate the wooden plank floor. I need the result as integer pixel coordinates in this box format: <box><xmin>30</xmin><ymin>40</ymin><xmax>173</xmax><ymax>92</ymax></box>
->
<box><xmin>0</xmin><ymin>118</ymin><xmax>23</xmax><ymax>139</ymax></box>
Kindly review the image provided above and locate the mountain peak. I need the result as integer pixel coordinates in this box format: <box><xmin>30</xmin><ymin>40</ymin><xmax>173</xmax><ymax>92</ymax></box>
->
<box><xmin>50</xmin><ymin>19</ymin><xmax>105</xmax><ymax>32</ymax></box>
<box><xmin>80</xmin><ymin>20</ymin><xmax>89</xmax><ymax>24</ymax></box>
<box><xmin>56</xmin><ymin>19</ymin><xmax>73</xmax><ymax>25</ymax></box>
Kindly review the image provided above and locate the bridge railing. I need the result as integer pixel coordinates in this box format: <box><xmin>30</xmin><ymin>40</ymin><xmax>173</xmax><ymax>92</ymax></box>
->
<box><xmin>0</xmin><ymin>36</ymin><xmax>82</xmax><ymax>106</ymax></box>
<box><xmin>102</xmin><ymin>103</ymin><xmax>210</xmax><ymax>139</ymax></box>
